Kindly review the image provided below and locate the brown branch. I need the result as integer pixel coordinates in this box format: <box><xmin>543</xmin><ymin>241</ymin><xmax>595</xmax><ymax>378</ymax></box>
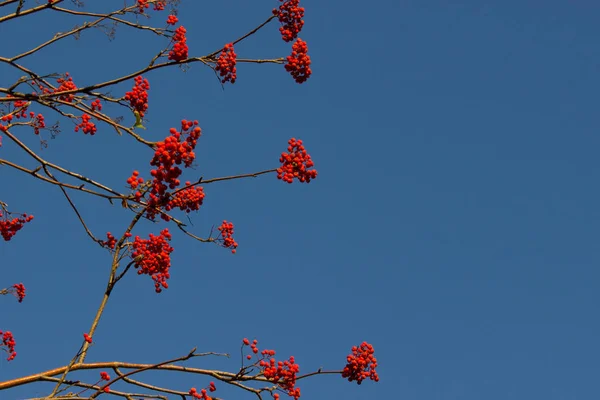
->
<box><xmin>0</xmin><ymin>1</ymin><xmax>57</xmax><ymax>23</ymax></box>
<box><xmin>206</xmin><ymin>15</ymin><xmax>277</xmax><ymax>58</ymax></box>
<box><xmin>42</xmin><ymin>165</ymin><xmax>100</xmax><ymax>243</ymax></box>
<box><xmin>0</xmin><ymin>158</ymin><xmax>121</xmax><ymax>200</ymax></box>
<box><xmin>52</xmin><ymin>5</ymin><xmax>169</xmax><ymax>36</ymax></box>
<box><xmin>0</xmin><ymin>127</ymin><xmax>123</xmax><ymax>196</ymax></box>
<box><xmin>114</xmin><ymin>367</ymin><xmax>186</xmax><ymax>398</ymax></box>
<box><xmin>1</xmin><ymin>360</ymin><xmax>270</xmax><ymax>391</ymax></box>
<box><xmin>201</xmin><ymin>169</ymin><xmax>277</xmax><ymax>185</ymax></box>
<box><xmin>38</xmin><ymin>376</ymin><xmax>164</xmax><ymax>399</ymax></box>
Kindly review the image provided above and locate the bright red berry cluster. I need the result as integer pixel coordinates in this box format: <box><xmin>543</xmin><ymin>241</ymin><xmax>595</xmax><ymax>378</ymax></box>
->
<box><xmin>55</xmin><ymin>73</ymin><xmax>77</xmax><ymax>102</ymax></box>
<box><xmin>166</xmin><ymin>14</ymin><xmax>178</xmax><ymax>25</ymax></box>
<box><xmin>285</xmin><ymin>39</ymin><xmax>311</xmax><ymax>84</ymax></box>
<box><xmin>2</xmin><ymin>96</ymin><xmax>29</xmax><ymax>118</ymax></box>
<box><xmin>1</xmin><ymin>330</ymin><xmax>16</xmax><ymax>361</ymax></box>
<box><xmin>146</xmin><ymin>120</ymin><xmax>201</xmax><ymax>220</ymax></box>
<box><xmin>217</xmin><ymin>221</ymin><xmax>238</xmax><ymax>253</ymax></box>
<box><xmin>273</xmin><ymin>0</ymin><xmax>305</xmax><ymax>42</ymax></box>
<box><xmin>0</xmin><ymin>212</ymin><xmax>34</xmax><ymax>241</ymax></box>
<box><xmin>277</xmin><ymin>138</ymin><xmax>317</xmax><ymax>183</ymax></box>
<box><xmin>166</xmin><ymin>183</ymin><xmax>205</xmax><ymax>213</ymax></box>
<box><xmin>83</xmin><ymin>333</ymin><xmax>93</xmax><ymax>343</ymax></box>
<box><xmin>100</xmin><ymin>371</ymin><xmax>110</xmax><ymax>381</ymax></box>
<box><xmin>127</xmin><ymin>170</ymin><xmax>145</xmax><ymax>190</ymax></box>
<box><xmin>33</xmin><ymin>113</ymin><xmax>45</xmax><ymax>135</ymax></box>
<box><xmin>137</xmin><ymin>0</ymin><xmax>165</xmax><ymax>13</ymax></box>
<box><xmin>131</xmin><ymin>229</ymin><xmax>174</xmax><ymax>293</ymax></box>
<box><xmin>342</xmin><ymin>342</ymin><xmax>379</xmax><ymax>384</ymax></box>
<box><xmin>10</xmin><ymin>283</ymin><xmax>26</xmax><ymax>303</ymax></box>
<box><xmin>124</xmin><ymin>76</ymin><xmax>150</xmax><ymax>118</ymax></box>
<box><xmin>91</xmin><ymin>99</ymin><xmax>102</xmax><ymax>111</ymax></box>
<box><xmin>243</xmin><ymin>339</ymin><xmax>300</xmax><ymax>399</ymax></box>
<box><xmin>243</xmin><ymin>338</ymin><xmax>258</xmax><ymax>359</ymax></box>
<box><xmin>74</xmin><ymin>113</ymin><xmax>97</xmax><ymax>135</ymax></box>
<box><xmin>100</xmin><ymin>232</ymin><xmax>117</xmax><ymax>250</ymax></box>
<box><xmin>189</xmin><ymin>387</ymin><xmax>212</xmax><ymax>400</ymax></box>
<box><xmin>261</xmin><ymin>356</ymin><xmax>301</xmax><ymax>399</ymax></box>
<box><xmin>242</xmin><ymin>338</ymin><xmax>300</xmax><ymax>400</ymax></box>
<box><xmin>168</xmin><ymin>26</ymin><xmax>189</xmax><ymax>61</ymax></box>
<box><xmin>215</xmin><ymin>44</ymin><xmax>237</xmax><ymax>84</ymax></box>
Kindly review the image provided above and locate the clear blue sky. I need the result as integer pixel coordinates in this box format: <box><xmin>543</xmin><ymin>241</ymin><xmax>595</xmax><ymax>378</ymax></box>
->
<box><xmin>2</xmin><ymin>1</ymin><xmax>600</xmax><ymax>399</ymax></box>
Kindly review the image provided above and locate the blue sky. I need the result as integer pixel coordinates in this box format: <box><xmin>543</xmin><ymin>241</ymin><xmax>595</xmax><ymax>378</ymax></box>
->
<box><xmin>1</xmin><ymin>1</ymin><xmax>600</xmax><ymax>399</ymax></box>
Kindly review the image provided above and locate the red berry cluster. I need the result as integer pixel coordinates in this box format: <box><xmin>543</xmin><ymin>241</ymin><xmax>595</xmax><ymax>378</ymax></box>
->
<box><xmin>0</xmin><ymin>212</ymin><xmax>34</xmax><ymax>241</ymax></box>
<box><xmin>168</xmin><ymin>26</ymin><xmax>189</xmax><ymax>61</ymax></box>
<box><xmin>166</xmin><ymin>14</ymin><xmax>178</xmax><ymax>25</ymax></box>
<box><xmin>215</xmin><ymin>44</ymin><xmax>237</xmax><ymax>84</ymax></box>
<box><xmin>124</xmin><ymin>76</ymin><xmax>150</xmax><ymax>118</ymax></box>
<box><xmin>127</xmin><ymin>170</ymin><xmax>145</xmax><ymax>190</ymax></box>
<box><xmin>131</xmin><ymin>229</ymin><xmax>174</xmax><ymax>293</ymax></box>
<box><xmin>0</xmin><ymin>330</ymin><xmax>16</xmax><ymax>361</ymax></box>
<box><xmin>285</xmin><ymin>39</ymin><xmax>311</xmax><ymax>84</ymax></box>
<box><xmin>243</xmin><ymin>339</ymin><xmax>300</xmax><ymax>399</ymax></box>
<box><xmin>55</xmin><ymin>73</ymin><xmax>77</xmax><ymax>102</ymax></box>
<box><xmin>74</xmin><ymin>113</ymin><xmax>97</xmax><ymax>135</ymax></box>
<box><xmin>137</xmin><ymin>0</ymin><xmax>165</xmax><ymax>13</ymax></box>
<box><xmin>100</xmin><ymin>232</ymin><xmax>117</xmax><ymax>250</ymax></box>
<box><xmin>83</xmin><ymin>333</ymin><xmax>93</xmax><ymax>343</ymax></box>
<box><xmin>243</xmin><ymin>338</ymin><xmax>259</xmax><ymax>359</ymax></box>
<box><xmin>277</xmin><ymin>138</ymin><xmax>317</xmax><ymax>183</ymax></box>
<box><xmin>273</xmin><ymin>0</ymin><xmax>305</xmax><ymax>42</ymax></box>
<box><xmin>10</xmin><ymin>283</ymin><xmax>26</xmax><ymax>303</ymax></box>
<box><xmin>3</xmin><ymin>96</ymin><xmax>29</xmax><ymax>118</ymax></box>
<box><xmin>342</xmin><ymin>342</ymin><xmax>379</xmax><ymax>384</ymax></box>
<box><xmin>91</xmin><ymin>99</ymin><xmax>102</xmax><ymax>111</ymax></box>
<box><xmin>217</xmin><ymin>220</ymin><xmax>238</xmax><ymax>254</ymax></box>
<box><xmin>261</xmin><ymin>356</ymin><xmax>301</xmax><ymax>399</ymax></box>
<box><xmin>33</xmin><ymin>113</ymin><xmax>45</xmax><ymax>135</ymax></box>
<box><xmin>189</xmin><ymin>387</ymin><xmax>212</xmax><ymax>400</ymax></box>
<box><xmin>146</xmin><ymin>120</ymin><xmax>201</xmax><ymax>220</ymax></box>
<box><xmin>166</xmin><ymin>183</ymin><xmax>205</xmax><ymax>213</ymax></box>
<box><xmin>100</xmin><ymin>371</ymin><xmax>110</xmax><ymax>381</ymax></box>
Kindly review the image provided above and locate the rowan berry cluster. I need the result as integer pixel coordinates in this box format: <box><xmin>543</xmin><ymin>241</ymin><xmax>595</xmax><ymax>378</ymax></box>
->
<box><xmin>0</xmin><ymin>212</ymin><xmax>34</xmax><ymax>241</ymax></box>
<box><xmin>261</xmin><ymin>356</ymin><xmax>301</xmax><ymax>399</ymax></box>
<box><xmin>285</xmin><ymin>39</ymin><xmax>311</xmax><ymax>84</ymax></box>
<box><xmin>273</xmin><ymin>0</ymin><xmax>305</xmax><ymax>42</ymax></box>
<box><xmin>189</xmin><ymin>382</ymin><xmax>217</xmax><ymax>400</ymax></box>
<box><xmin>127</xmin><ymin>170</ymin><xmax>145</xmax><ymax>190</ymax></box>
<box><xmin>217</xmin><ymin>221</ymin><xmax>238</xmax><ymax>253</ymax></box>
<box><xmin>3</xmin><ymin>96</ymin><xmax>29</xmax><ymax>118</ymax></box>
<box><xmin>146</xmin><ymin>120</ymin><xmax>201</xmax><ymax>220</ymax></box>
<box><xmin>342</xmin><ymin>342</ymin><xmax>379</xmax><ymax>384</ymax></box>
<box><xmin>55</xmin><ymin>73</ymin><xmax>77</xmax><ymax>102</ymax></box>
<box><xmin>32</xmin><ymin>113</ymin><xmax>45</xmax><ymax>135</ymax></box>
<box><xmin>215</xmin><ymin>44</ymin><xmax>237</xmax><ymax>84</ymax></box>
<box><xmin>100</xmin><ymin>371</ymin><xmax>110</xmax><ymax>381</ymax></box>
<box><xmin>166</xmin><ymin>15</ymin><xmax>178</xmax><ymax>25</ymax></box>
<box><xmin>74</xmin><ymin>114</ymin><xmax>97</xmax><ymax>135</ymax></box>
<box><xmin>100</xmin><ymin>232</ymin><xmax>117</xmax><ymax>250</ymax></box>
<box><xmin>137</xmin><ymin>0</ymin><xmax>165</xmax><ymax>13</ymax></box>
<box><xmin>131</xmin><ymin>229</ymin><xmax>174</xmax><ymax>293</ymax></box>
<box><xmin>243</xmin><ymin>338</ymin><xmax>259</xmax><ymax>359</ymax></box>
<box><xmin>91</xmin><ymin>99</ymin><xmax>102</xmax><ymax>112</ymax></box>
<box><xmin>168</xmin><ymin>26</ymin><xmax>189</xmax><ymax>61</ymax></box>
<box><xmin>1</xmin><ymin>331</ymin><xmax>16</xmax><ymax>361</ymax></box>
<box><xmin>10</xmin><ymin>283</ymin><xmax>26</xmax><ymax>303</ymax></box>
<box><xmin>124</xmin><ymin>76</ymin><xmax>150</xmax><ymax>118</ymax></box>
<box><xmin>242</xmin><ymin>339</ymin><xmax>300</xmax><ymax>399</ymax></box>
<box><xmin>277</xmin><ymin>138</ymin><xmax>317</xmax><ymax>183</ymax></box>
<box><xmin>165</xmin><ymin>183</ymin><xmax>205</xmax><ymax>213</ymax></box>
<box><xmin>83</xmin><ymin>333</ymin><xmax>93</xmax><ymax>343</ymax></box>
